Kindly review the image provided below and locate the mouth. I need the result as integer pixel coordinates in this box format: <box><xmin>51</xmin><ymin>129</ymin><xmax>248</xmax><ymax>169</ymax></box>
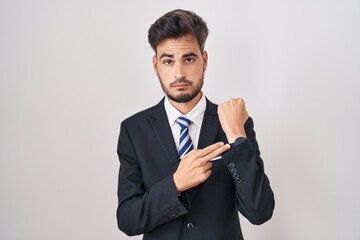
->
<box><xmin>173</xmin><ymin>83</ymin><xmax>190</xmax><ymax>88</ymax></box>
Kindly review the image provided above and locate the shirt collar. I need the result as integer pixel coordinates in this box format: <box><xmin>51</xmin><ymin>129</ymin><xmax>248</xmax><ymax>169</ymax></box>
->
<box><xmin>164</xmin><ymin>93</ymin><xmax>207</xmax><ymax>127</ymax></box>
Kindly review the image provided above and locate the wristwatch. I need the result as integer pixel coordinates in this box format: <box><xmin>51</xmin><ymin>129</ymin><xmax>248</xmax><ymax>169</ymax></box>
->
<box><xmin>230</xmin><ymin>136</ymin><xmax>246</xmax><ymax>148</ymax></box>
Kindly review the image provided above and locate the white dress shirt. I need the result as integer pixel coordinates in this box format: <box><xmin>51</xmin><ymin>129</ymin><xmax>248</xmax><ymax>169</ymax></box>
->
<box><xmin>164</xmin><ymin>94</ymin><xmax>207</xmax><ymax>151</ymax></box>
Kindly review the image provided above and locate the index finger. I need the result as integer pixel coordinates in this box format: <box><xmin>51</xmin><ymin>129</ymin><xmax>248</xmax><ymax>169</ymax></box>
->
<box><xmin>193</xmin><ymin>142</ymin><xmax>225</xmax><ymax>158</ymax></box>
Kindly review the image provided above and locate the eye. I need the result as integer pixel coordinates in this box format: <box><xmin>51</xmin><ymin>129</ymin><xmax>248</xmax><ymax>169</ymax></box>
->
<box><xmin>185</xmin><ymin>58</ymin><xmax>194</xmax><ymax>63</ymax></box>
<box><xmin>163</xmin><ymin>59</ymin><xmax>173</xmax><ymax>65</ymax></box>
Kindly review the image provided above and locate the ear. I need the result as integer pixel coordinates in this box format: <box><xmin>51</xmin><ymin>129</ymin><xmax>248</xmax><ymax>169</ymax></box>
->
<box><xmin>152</xmin><ymin>55</ymin><xmax>158</xmax><ymax>74</ymax></box>
<box><xmin>202</xmin><ymin>51</ymin><xmax>208</xmax><ymax>72</ymax></box>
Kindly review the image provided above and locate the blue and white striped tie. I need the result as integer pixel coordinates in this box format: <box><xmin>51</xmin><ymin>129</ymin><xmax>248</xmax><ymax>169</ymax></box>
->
<box><xmin>177</xmin><ymin>116</ymin><xmax>194</xmax><ymax>159</ymax></box>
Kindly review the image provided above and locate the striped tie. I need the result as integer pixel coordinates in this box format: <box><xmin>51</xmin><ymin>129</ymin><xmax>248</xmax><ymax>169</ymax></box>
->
<box><xmin>177</xmin><ymin>116</ymin><xmax>194</xmax><ymax>159</ymax></box>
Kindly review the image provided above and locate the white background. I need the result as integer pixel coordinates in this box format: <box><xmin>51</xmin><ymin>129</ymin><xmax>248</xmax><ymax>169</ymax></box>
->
<box><xmin>1</xmin><ymin>0</ymin><xmax>359</xmax><ymax>239</ymax></box>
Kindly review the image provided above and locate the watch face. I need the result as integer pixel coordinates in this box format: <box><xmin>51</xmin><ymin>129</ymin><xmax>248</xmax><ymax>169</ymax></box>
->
<box><xmin>234</xmin><ymin>137</ymin><xmax>246</xmax><ymax>145</ymax></box>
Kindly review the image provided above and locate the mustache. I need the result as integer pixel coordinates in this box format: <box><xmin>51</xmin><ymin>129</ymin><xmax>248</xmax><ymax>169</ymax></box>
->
<box><xmin>170</xmin><ymin>77</ymin><xmax>192</xmax><ymax>87</ymax></box>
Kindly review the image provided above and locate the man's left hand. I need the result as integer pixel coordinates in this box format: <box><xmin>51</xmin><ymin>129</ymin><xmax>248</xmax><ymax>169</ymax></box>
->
<box><xmin>218</xmin><ymin>98</ymin><xmax>249</xmax><ymax>143</ymax></box>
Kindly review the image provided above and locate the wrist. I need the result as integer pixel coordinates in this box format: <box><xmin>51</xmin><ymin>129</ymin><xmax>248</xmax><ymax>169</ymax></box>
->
<box><xmin>227</xmin><ymin>133</ymin><xmax>246</xmax><ymax>144</ymax></box>
<box><xmin>230</xmin><ymin>136</ymin><xmax>247</xmax><ymax>148</ymax></box>
<box><xmin>173</xmin><ymin>174</ymin><xmax>183</xmax><ymax>193</ymax></box>
<box><xmin>225</xmin><ymin>127</ymin><xmax>246</xmax><ymax>143</ymax></box>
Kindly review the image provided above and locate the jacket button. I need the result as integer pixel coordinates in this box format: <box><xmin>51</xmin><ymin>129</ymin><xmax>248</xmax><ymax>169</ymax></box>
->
<box><xmin>186</xmin><ymin>222</ymin><xmax>194</xmax><ymax>229</ymax></box>
<box><xmin>229</xmin><ymin>162</ymin><xmax>235</xmax><ymax>168</ymax></box>
<box><xmin>236</xmin><ymin>177</ymin><xmax>242</xmax><ymax>183</ymax></box>
<box><xmin>230</xmin><ymin>168</ymin><xmax>237</xmax><ymax>173</ymax></box>
<box><xmin>233</xmin><ymin>173</ymin><xmax>239</xmax><ymax>178</ymax></box>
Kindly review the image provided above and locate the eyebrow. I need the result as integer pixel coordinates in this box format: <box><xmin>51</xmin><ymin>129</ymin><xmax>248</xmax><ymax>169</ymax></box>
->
<box><xmin>159</xmin><ymin>52</ymin><xmax>199</xmax><ymax>59</ymax></box>
<box><xmin>159</xmin><ymin>53</ymin><xmax>174</xmax><ymax>59</ymax></box>
<box><xmin>182</xmin><ymin>52</ymin><xmax>198</xmax><ymax>58</ymax></box>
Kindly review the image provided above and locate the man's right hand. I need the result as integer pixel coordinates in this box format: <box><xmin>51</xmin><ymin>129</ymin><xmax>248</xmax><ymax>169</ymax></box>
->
<box><xmin>173</xmin><ymin>142</ymin><xmax>231</xmax><ymax>193</ymax></box>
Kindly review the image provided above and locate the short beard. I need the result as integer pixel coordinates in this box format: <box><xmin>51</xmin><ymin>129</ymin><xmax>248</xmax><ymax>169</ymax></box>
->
<box><xmin>158</xmin><ymin>74</ymin><xmax>204</xmax><ymax>103</ymax></box>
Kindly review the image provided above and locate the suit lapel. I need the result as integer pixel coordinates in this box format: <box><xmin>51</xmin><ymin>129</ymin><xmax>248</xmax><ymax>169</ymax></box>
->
<box><xmin>188</xmin><ymin>99</ymin><xmax>221</xmax><ymax>200</ymax></box>
<box><xmin>148</xmin><ymin>98</ymin><xmax>179</xmax><ymax>172</ymax></box>
<box><xmin>197</xmin><ymin>99</ymin><xmax>221</xmax><ymax>149</ymax></box>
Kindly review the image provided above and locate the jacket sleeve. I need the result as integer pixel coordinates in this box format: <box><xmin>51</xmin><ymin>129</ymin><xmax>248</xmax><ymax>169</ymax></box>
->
<box><xmin>116</xmin><ymin>122</ymin><xmax>188</xmax><ymax>236</ymax></box>
<box><xmin>221</xmin><ymin>117</ymin><xmax>275</xmax><ymax>225</ymax></box>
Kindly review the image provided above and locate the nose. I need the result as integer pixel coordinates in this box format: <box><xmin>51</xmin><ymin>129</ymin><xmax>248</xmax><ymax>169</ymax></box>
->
<box><xmin>174</xmin><ymin>62</ymin><xmax>185</xmax><ymax>80</ymax></box>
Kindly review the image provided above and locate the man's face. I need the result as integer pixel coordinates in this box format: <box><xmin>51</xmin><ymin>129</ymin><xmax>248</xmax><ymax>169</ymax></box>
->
<box><xmin>153</xmin><ymin>35</ymin><xmax>208</xmax><ymax>103</ymax></box>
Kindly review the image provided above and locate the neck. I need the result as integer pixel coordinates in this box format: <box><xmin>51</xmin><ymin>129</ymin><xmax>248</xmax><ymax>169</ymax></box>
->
<box><xmin>168</xmin><ymin>92</ymin><xmax>203</xmax><ymax>115</ymax></box>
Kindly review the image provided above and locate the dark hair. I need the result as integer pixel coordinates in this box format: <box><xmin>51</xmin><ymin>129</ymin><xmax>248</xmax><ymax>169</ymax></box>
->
<box><xmin>148</xmin><ymin>9</ymin><xmax>209</xmax><ymax>53</ymax></box>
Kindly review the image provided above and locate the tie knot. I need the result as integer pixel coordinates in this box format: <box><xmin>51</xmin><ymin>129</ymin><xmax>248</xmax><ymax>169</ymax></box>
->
<box><xmin>177</xmin><ymin>116</ymin><xmax>191</xmax><ymax>129</ymax></box>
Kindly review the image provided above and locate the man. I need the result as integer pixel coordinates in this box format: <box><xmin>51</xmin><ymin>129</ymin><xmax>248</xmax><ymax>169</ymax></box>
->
<box><xmin>116</xmin><ymin>9</ymin><xmax>274</xmax><ymax>240</ymax></box>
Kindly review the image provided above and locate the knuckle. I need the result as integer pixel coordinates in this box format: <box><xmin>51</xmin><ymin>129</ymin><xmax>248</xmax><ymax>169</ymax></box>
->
<box><xmin>198</xmin><ymin>167</ymin><xmax>205</xmax><ymax>174</ymax></box>
<box><xmin>192</xmin><ymin>149</ymin><xmax>199</xmax><ymax>154</ymax></box>
<box><xmin>194</xmin><ymin>161</ymin><xmax>202</xmax><ymax>168</ymax></box>
<box><xmin>200</xmin><ymin>173</ymin><xmax>208</xmax><ymax>182</ymax></box>
<box><xmin>190</xmin><ymin>150</ymin><xmax>200</xmax><ymax>158</ymax></box>
<box><xmin>183</xmin><ymin>154</ymin><xmax>193</xmax><ymax>161</ymax></box>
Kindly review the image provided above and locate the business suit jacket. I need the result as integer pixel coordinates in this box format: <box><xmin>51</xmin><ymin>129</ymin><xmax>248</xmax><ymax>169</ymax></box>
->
<box><xmin>117</xmin><ymin>98</ymin><xmax>274</xmax><ymax>240</ymax></box>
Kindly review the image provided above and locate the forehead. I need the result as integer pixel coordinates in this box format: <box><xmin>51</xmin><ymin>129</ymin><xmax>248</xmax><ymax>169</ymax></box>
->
<box><xmin>156</xmin><ymin>35</ymin><xmax>201</xmax><ymax>56</ymax></box>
